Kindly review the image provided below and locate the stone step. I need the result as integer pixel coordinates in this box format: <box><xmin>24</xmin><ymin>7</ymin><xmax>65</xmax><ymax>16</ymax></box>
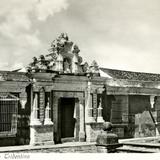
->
<box><xmin>117</xmin><ymin>142</ymin><xmax>160</xmax><ymax>153</ymax></box>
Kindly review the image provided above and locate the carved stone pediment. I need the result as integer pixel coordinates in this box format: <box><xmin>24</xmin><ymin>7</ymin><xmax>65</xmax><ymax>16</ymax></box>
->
<box><xmin>27</xmin><ymin>33</ymin><xmax>100</xmax><ymax>77</ymax></box>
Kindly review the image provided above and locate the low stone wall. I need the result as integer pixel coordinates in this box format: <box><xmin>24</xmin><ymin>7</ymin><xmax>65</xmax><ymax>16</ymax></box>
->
<box><xmin>0</xmin><ymin>143</ymin><xmax>120</xmax><ymax>153</ymax></box>
<box><xmin>22</xmin><ymin>145</ymin><xmax>97</xmax><ymax>153</ymax></box>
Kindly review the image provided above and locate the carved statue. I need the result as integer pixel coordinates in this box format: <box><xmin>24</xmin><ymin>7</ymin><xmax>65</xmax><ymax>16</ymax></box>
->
<box><xmin>55</xmin><ymin>33</ymin><xmax>69</xmax><ymax>54</ymax></box>
<box><xmin>72</xmin><ymin>44</ymin><xmax>80</xmax><ymax>54</ymax></box>
<box><xmin>37</xmin><ymin>55</ymin><xmax>49</xmax><ymax>70</ymax></box>
<box><xmin>27</xmin><ymin>57</ymin><xmax>39</xmax><ymax>72</ymax></box>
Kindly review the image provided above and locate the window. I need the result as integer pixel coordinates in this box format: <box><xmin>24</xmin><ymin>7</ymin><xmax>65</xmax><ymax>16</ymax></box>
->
<box><xmin>0</xmin><ymin>93</ymin><xmax>19</xmax><ymax>136</ymax></box>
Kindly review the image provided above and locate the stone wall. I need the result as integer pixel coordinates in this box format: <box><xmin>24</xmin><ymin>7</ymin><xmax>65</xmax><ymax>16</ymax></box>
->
<box><xmin>129</xmin><ymin>95</ymin><xmax>156</xmax><ymax>138</ymax></box>
<box><xmin>102</xmin><ymin>95</ymin><xmax>129</xmax><ymax>138</ymax></box>
<box><xmin>0</xmin><ymin>87</ymin><xmax>31</xmax><ymax>146</ymax></box>
<box><xmin>85</xmin><ymin>123</ymin><xmax>103</xmax><ymax>142</ymax></box>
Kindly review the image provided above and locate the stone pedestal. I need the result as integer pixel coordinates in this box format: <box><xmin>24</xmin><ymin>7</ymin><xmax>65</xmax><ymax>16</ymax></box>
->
<box><xmin>30</xmin><ymin>124</ymin><xmax>54</xmax><ymax>145</ymax></box>
<box><xmin>96</xmin><ymin>122</ymin><xmax>122</xmax><ymax>153</ymax></box>
<box><xmin>30</xmin><ymin>93</ymin><xmax>54</xmax><ymax>145</ymax></box>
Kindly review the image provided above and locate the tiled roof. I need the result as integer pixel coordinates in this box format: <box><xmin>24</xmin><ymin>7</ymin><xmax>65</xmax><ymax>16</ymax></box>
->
<box><xmin>100</xmin><ymin>68</ymin><xmax>160</xmax><ymax>81</ymax></box>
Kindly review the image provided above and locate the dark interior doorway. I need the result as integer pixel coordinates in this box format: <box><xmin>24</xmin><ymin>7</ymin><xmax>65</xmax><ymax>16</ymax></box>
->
<box><xmin>60</xmin><ymin>98</ymin><xmax>76</xmax><ymax>139</ymax></box>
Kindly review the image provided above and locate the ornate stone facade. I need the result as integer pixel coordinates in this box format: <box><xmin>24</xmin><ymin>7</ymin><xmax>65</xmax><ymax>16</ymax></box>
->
<box><xmin>1</xmin><ymin>33</ymin><xmax>160</xmax><ymax>147</ymax></box>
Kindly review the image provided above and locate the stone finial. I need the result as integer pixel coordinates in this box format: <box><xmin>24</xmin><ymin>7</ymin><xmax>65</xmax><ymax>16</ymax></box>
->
<box><xmin>102</xmin><ymin>122</ymin><xmax>113</xmax><ymax>132</ymax></box>
<box><xmin>89</xmin><ymin>60</ymin><xmax>100</xmax><ymax>75</ymax></box>
<box><xmin>64</xmin><ymin>59</ymin><xmax>71</xmax><ymax>73</ymax></box>
<box><xmin>97</xmin><ymin>98</ymin><xmax>105</xmax><ymax>123</ymax></box>
<box><xmin>90</xmin><ymin>60</ymin><xmax>98</xmax><ymax>68</ymax></box>
<box><xmin>82</xmin><ymin>62</ymin><xmax>89</xmax><ymax>73</ymax></box>
<box><xmin>27</xmin><ymin>57</ymin><xmax>39</xmax><ymax>72</ymax></box>
<box><xmin>37</xmin><ymin>55</ymin><xmax>49</xmax><ymax>71</ymax></box>
<box><xmin>57</xmin><ymin>54</ymin><xmax>63</xmax><ymax>62</ymax></box>
<box><xmin>96</xmin><ymin>122</ymin><xmax>121</xmax><ymax>153</ymax></box>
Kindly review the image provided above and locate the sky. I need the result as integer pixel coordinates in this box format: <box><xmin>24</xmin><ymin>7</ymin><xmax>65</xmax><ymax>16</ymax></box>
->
<box><xmin>1</xmin><ymin>0</ymin><xmax>160</xmax><ymax>73</ymax></box>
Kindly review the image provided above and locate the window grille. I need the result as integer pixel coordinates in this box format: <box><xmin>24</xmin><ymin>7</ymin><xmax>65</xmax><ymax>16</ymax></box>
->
<box><xmin>0</xmin><ymin>93</ymin><xmax>19</xmax><ymax>136</ymax></box>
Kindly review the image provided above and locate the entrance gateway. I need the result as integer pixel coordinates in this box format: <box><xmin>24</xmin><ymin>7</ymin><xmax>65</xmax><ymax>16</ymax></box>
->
<box><xmin>52</xmin><ymin>91</ymin><xmax>83</xmax><ymax>144</ymax></box>
<box><xmin>59</xmin><ymin>98</ymin><xmax>76</xmax><ymax>142</ymax></box>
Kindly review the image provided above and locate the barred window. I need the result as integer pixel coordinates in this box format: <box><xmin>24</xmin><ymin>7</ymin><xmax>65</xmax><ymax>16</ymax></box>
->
<box><xmin>0</xmin><ymin>93</ymin><xmax>19</xmax><ymax>136</ymax></box>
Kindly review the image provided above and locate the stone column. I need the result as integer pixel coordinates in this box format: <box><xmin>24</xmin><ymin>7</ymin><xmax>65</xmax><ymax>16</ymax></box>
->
<box><xmin>44</xmin><ymin>97</ymin><xmax>53</xmax><ymax>125</ymax></box>
<box><xmin>30</xmin><ymin>93</ymin><xmax>41</xmax><ymax>126</ymax></box>
<box><xmin>30</xmin><ymin>93</ymin><xmax>41</xmax><ymax>145</ymax></box>
<box><xmin>85</xmin><ymin>81</ymin><xmax>95</xmax><ymax>123</ymax></box>
<box><xmin>96</xmin><ymin>87</ymin><xmax>105</xmax><ymax>123</ymax></box>
<box><xmin>97</xmin><ymin>97</ymin><xmax>104</xmax><ymax>123</ymax></box>
<box><xmin>79</xmin><ymin>98</ymin><xmax>85</xmax><ymax>141</ymax></box>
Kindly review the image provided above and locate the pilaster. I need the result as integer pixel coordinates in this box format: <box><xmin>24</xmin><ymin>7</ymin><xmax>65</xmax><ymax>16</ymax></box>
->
<box><xmin>85</xmin><ymin>81</ymin><xmax>95</xmax><ymax>123</ymax></box>
<box><xmin>79</xmin><ymin>98</ymin><xmax>85</xmax><ymax>142</ymax></box>
<box><xmin>39</xmin><ymin>87</ymin><xmax>45</xmax><ymax>123</ymax></box>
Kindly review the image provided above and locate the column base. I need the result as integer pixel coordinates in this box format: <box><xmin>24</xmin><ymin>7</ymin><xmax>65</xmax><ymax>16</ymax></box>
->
<box><xmin>30</xmin><ymin>119</ymin><xmax>41</xmax><ymax>126</ymax></box>
<box><xmin>44</xmin><ymin>119</ymin><xmax>53</xmax><ymax>125</ymax></box>
<box><xmin>79</xmin><ymin>131</ymin><xmax>85</xmax><ymax>142</ymax></box>
<box><xmin>97</xmin><ymin>117</ymin><xmax>104</xmax><ymax>123</ymax></box>
<box><xmin>86</xmin><ymin>117</ymin><xmax>96</xmax><ymax>123</ymax></box>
